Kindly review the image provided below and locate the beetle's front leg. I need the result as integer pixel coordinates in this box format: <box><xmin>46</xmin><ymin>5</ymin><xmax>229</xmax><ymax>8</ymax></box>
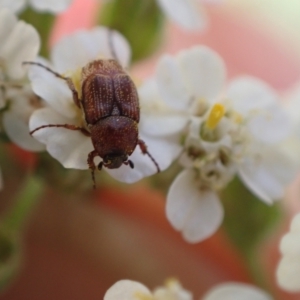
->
<box><xmin>137</xmin><ymin>139</ymin><xmax>160</xmax><ymax>173</ymax></box>
<box><xmin>87</xmin><ymin>150</ymin><xmax>99</xmax><ymax>189</ymax></box>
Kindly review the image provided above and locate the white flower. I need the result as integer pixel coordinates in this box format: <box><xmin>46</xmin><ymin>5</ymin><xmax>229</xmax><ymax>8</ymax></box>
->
<box><xmin>156</xmin><ymin>0</ymin><xmax>221</xmax><ymax>31</ymax></box>
<box><xmin>155</xmin><ymin>46</ymin><xmax>299</xmax><ymax>243</ymax></box>
<box><xmin>104</xmin><ymin>279</ymin><xmax>272</xmax><ymax>300</ymax></box>
<box><xmin>276</xmin><ymin>213</ymin><xmax>300</xmax><ymax>292</ymax></box>
<box><xmin>0</xmin><ymin>0</ymin><xmax>73</xmax><ymax>14</ymax></box>
<box><xmin>0</xmin><ymin>8</ymin><xmax>43</xmax><ymax>151</ymax></box>
<box><xmin>28</xmin><ymin>27</ymin><xmax>174</xmax><ymax>184</ymax></box>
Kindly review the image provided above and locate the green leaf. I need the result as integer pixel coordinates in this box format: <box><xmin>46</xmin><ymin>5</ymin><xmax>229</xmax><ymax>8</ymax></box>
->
<box><xmin>221</xmin><ymin>176</ymin><xmax>282</xmax><ymax>256</ymax></box>
<box><xmin>99</xmin><ymin>0</ymin><xmax>165</xmax><ymax>62</ymax></box>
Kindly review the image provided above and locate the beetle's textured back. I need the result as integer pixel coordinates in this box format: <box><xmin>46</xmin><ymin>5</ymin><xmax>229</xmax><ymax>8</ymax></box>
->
<box><xmin>81</xmin><ymin>59</ymin><xmax>139</xmax><ymax>125</ymax></box>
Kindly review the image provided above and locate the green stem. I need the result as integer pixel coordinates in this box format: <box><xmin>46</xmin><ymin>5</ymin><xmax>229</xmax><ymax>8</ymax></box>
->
<box><xmin>2</xmin><ymin>176</ymin><xmax>44</xmax><ymax>232</ymax></box>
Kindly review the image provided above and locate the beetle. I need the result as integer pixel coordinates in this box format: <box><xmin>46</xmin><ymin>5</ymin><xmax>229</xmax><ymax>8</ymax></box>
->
<box><xmin>24</xmin><ymin>58</ymin><xmax>160</xmax><ymax>188</ymax></box>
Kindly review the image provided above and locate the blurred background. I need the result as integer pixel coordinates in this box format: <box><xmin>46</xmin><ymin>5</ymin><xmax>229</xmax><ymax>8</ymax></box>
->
<box><xmin>1</xmin><ymin>0</ymin><xmax>300</xmax><ymax>299</ymax></box>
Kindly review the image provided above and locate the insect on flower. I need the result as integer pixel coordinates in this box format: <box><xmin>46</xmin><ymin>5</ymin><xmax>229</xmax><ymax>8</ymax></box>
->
<box><xmin>23</xmin><ymin>40</ymin><xmax>160</xmax><ymax>188</ymax></box>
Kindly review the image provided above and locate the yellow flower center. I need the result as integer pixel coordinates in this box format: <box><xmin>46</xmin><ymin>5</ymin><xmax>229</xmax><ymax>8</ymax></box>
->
<box><xmin>205</xmin><ymin>103</ymin><xmax>225</xmax><ymax>129</ymax></box>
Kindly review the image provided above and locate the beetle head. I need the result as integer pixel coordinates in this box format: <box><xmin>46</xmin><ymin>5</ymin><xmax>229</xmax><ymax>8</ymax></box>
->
<box><xmin>99</xmin><ymin>153</ymin><xmax>134</xmax><ymax>169</ymax></box>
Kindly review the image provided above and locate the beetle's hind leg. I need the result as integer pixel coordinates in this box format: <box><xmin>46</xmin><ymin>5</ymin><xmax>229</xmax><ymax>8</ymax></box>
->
<box><xmin>138</xmin><ymin>139</ymin><xmax>160</xmax><ymax>173</ymax></box>
<box><xmin>23</xmin><ymin>61</ymin><xmax>81</xmax><ymax>108</ymax></box>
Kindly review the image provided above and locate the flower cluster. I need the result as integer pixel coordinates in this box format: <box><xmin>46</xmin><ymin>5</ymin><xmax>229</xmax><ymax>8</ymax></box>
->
<box><xmin>104</xmin><ymin>279</ymin><xmax>272</xmax><ymax>300</ymax></box>
<box><xmin>0</xmin><ymin>8</ymin><xmax>43</xmax><ymax>186</ymax></box>
<box><xmin>148</xmin><ymin>46</ymin><xmax>300</xmax><ymax>242</ymax></box>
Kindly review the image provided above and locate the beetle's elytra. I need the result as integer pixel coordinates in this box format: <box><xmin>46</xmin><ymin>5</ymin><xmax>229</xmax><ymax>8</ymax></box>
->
<box><xmin>24</xmin><ymin>59</ymin><xmax>160</xmax><ymax>188</ymax></box>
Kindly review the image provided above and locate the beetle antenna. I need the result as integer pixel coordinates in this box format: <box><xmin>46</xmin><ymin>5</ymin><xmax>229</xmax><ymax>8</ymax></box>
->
<box><xmin>107</xmin><ymin>28</ymin><xmax>119</xmax><ymax>63</ymax></box>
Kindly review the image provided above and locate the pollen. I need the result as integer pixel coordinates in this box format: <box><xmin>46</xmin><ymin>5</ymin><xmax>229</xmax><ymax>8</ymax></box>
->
<box><xmin>205</xmin><ymin>103</ymin><xmax>225</xmax><ymax>129</ymax></box>
<box><xmin>64</xmin><ymin>68</ymin><xmax>82</xmax><ymax>98</ymax></box>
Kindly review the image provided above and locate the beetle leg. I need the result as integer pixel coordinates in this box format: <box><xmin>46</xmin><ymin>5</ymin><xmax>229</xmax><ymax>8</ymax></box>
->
<box><xmin>30</xmin><ymin>124</ymin><xmax>90</xmax><ymax>136</ymax></box>
<box><xmin>87</xmin><ymin>150</ymin><xmax>99</xmax><ymax>189</ymax></box>
<box><xmin>137</xmin><ymin>139</ymin><xmax>160</xmax><ymax>173</ymax></box>
<box><xmin>123</xmin><ymin>160</ymin><xmax>134</xmax><ymax>169</ymax></box>
<box><xmin>23</xmin><ymin>61</ymin><xmax>81</xmax><ymax>108</ymax></box>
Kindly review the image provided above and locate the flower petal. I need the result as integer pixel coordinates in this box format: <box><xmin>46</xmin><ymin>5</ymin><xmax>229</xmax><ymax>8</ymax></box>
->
<box><xmin>177</xmin><ymin>46</ymin><xmax>226</xmax><ymax>102</ymax></box>
<box><xmin>104</xmin><ymin>280</ymin><xmax>152</xmax><ymax>300</ymax></box>
<box><xmin>156</xmin><ymin>55</ymin><xmax>191</xmax><ymax>111</ymax></box>
<box><xmin>29</xmin><ymin>107</ymin><xmax>93</xmax><ymax>169</ymax></box>
<box><xmin>277</xmin><ymin>213</ymin><xmax>300</xmax><ymax>292</ymax></box>
<box><xmin>3</xmin><ymin>112</ymin><xmax>45</xmax><ymax>152</ymax></box>
<box><xmin>27</xmin><ymin>58</ymin><xmax>78</xmax><ymax>119</ymax></box>
<box><xmin>0</xmin><ymin>9</ymin><xmax>40</xmax><ymax>79</ymax></box>
<box><xmin>157</xmin><ymin>0</ymin><xmax>207</xmax><ymax>30</ymax></box>
<box><xmin>52</xmin><ymin>27</ymin><xmax>131</xmax><ymax>72</ymax></box>
<box><xmin>277</xmin><ymin>256</ymin><xmax>300</xmax><ymax>293</ymax></box>
<box><xmin>139</xmin><ymin>79</ymin><xmax>188</xmax><ymax>136</ymax></box>
<box><xmin>238</xmin><ymin>146</ymin><xmax>298</xmax><ymax>204</ymax></box>
<box><xmin>0</xmin><ymin>0</ymin><xmax>25</xmax><ymax>13</ymax></box>
<box><xmin>227</xmin><ymin>76</ymin><xmax>279</xmax><ymax>115</ymax></box>
<box><xmin>247</xmin><ymin>103</ymin><xmax>291</xmax><ymax>144</ymax></box>
<box><xmin>166</xmin><ymin>169</ymin><xmax>224</xmax><ymax>243</ymax></box>
<box><xmin>29</xmin><ymin>0</ymin><xmax>73</xmax><ymax>13</ymax></box>
<box><xmin>227</xmin><ymin>77</ymin><xmax>291</xmax><ymax>143</ymax></box>
<box><xmin>203</xmin><ymin>283</ymin><xmax>272</xmax><ymax>300</ymax></box>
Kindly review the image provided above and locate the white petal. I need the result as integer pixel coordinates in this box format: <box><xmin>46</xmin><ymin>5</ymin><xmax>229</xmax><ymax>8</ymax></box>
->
<box><xmin>3</xmin><ymin>112</ymin><xmax>45</xmax><ymax>152</ymax></box>
<box><xmin>166</xmin><ymin>169</ymin><xmax>224</xmax><ymax>243</ymax></box>
<box><xmin>227</xmin><ymin>76</ymin><xmax>279</xmax><ymax>116</ymax></box>
<box><xmin>0</xmin><ymin>0</ymin><xmax>25</xmax><ymax>13</ymax></box>
<box><xmin>0</xmin><ymin>8</ymin><xmax>18</xmax><ymax>45</ymax></box>
<box><xmin>104</xmin><ymin>280</ymin><xmax>152</xmax><ymax>300</ymax></box>
<box><xmin>107</xmin><ymin>134</ymin><xmax>181</xmax><ymax>183</ymax></box>
<box><xmin>157</xmin><ymin>0</ymin><xmax>207</xmax><ymax>30</ymax></box>
<box><xmin>140</xmin><ymin>113</ymin><xmax>187</xmax><ymax>137</ymax></box>
<box><xmin>0</xmin><ymin>9</ymin><xmax>40</xmax><ymax>79</ymax></box>
<box><xmin>29</xmin><ymin>107</ymin><xmax>93</xmax><ymax>169</ymax></box>
<box><xmin>238</xmin><ymin>149</ymin><xmax>293</xmax><ymax>204</ymax></box>
<box><xmin>277</xmin><ymin>256</ymin><xmax>300</xmax><ymax>292</ymax></box>
<box><xmin>290</xmin><ymin>213</ymin><xmax>300</xmax><ymax>232</ymax></box>
<box><xmin>156</xmin><ymin>55</ymin><xmax>191</xmax><ymax>111</ymax></box>
<box><xmin>29</xmin><ymin>0</ymin><xmax>73</xmax><ymax>13</ymax></box>
<box><xmin>203</xmin><ymin>283</ymin><xmax>272</xmax><ymax>300</ymax></box>
<box><xmin>139</xmin><ymin>78</ymin><xmax>188</xmax><ymax>136</ymax></box>
<box><xmin>27</xmin><ymin>59</ymin><xmax>78</xmax><ymax>119</ymax></box>
<box><xmin>178</xmin><ymin>46</ymin><xmax>226</xmax><ymax>102</ymax></box>
<box><xmin>279</xmin><ymin>232</ymin><xmax>300</xmax><ymax>257</ymax></box>
<box><xmin>52</xmin><ymin>27</ymin><xmax>131</xmax><ymax>72</ymax></box>
<box><xmin>247</xmin><ymin>103</ymin><xmax>291</xmax><ymax>144</ymax></box>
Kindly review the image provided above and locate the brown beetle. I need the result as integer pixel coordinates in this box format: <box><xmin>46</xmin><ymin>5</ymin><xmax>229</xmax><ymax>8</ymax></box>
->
<box><xmin>24</xmin><ymin>59</ymin><xmax>160</xmax><ymax>188</ymax></box>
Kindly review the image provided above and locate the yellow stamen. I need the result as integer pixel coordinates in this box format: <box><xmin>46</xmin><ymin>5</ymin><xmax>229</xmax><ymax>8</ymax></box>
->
<box><xmin>231</xmin><ymin>110</ymin><xmax>243</xmax><ymax>124</ymax></box>
<box><xmin>205</xmin><ymin>103</ymin><xmax>225</xmax><ymax>130</ymax></box>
